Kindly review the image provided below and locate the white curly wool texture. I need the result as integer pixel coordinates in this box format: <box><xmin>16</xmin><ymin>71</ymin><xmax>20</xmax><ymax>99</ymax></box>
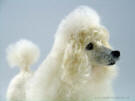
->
<box><xmin>6</xmin><ymin>6</ymin><xmax>117</xmax><ymax>101</ymax></box>
<box><xmin>25</xmin><ymin>6</ymin><xmax>116</xmax><ymax>101</ymax></box>
<box><xmin>7</xmin><ymin>40</ymin><xmax>40</xmax><ymax>69</ymax></box>
<box><xmin>55</xmin><ymin>6</ymin><xmax>100</xmax><ymax>44</ymax></box>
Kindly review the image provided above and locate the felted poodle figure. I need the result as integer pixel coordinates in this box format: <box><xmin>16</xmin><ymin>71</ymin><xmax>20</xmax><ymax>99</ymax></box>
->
<box><xmin>6</xmin><ymin>6</ymin><xmax>120</xmax><ymax>101</ymax></box>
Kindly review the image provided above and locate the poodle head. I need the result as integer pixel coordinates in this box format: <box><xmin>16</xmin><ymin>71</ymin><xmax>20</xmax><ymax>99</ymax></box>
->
<box><xmin>62</xmin><ymin>26</ymin><xmax>120</xmax><ymax>67</ymax></box>
<box><xmin>84</xmin><ymin>26</ymin><xmax>120</xmax><ymax>67</ymax></box>
<box><xmin>54</xmin><ymin>6</ymin><xmax>120</xmax><ymax>82</ymax></box>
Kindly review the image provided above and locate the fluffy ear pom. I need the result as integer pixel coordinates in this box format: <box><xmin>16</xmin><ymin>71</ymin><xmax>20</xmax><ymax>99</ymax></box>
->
<box><xmin>6</xmin><ymin>39</ymin><xmax>40</xmax><ymax>70</ymax></box>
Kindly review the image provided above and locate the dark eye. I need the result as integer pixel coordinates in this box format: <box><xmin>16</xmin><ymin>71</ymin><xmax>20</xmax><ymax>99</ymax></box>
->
<box><xmin>86</xmin><ymin>43</ymin><xmax>93</xmax><ymax>50</ymax></box>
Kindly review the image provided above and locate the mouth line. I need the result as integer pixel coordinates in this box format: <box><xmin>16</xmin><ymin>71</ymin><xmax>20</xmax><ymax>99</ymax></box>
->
<box><xmin>108</xmin><ymin>61</ymin><xmax>115</xmax><ymax>65</ymax></box>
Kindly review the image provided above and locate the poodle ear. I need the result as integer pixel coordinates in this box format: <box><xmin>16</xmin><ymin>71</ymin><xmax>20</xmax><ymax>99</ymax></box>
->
<box><xmin>61</xmin><ymin>40</ymin><xmax>91</xmax><ymax>84</ymax></box>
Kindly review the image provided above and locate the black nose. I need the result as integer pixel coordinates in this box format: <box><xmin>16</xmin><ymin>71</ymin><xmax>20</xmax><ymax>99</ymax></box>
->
<box><xmin>111</xmin><ymin>50</ymin><xmax>120</xmax><ymax>58</ymax></box>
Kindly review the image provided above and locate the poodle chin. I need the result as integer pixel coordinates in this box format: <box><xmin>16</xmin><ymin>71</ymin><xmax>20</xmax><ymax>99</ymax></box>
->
<box><xmin>6</xmin><ymin>6</ymin><xmax>120</xmax><ymax>101</ymax></box>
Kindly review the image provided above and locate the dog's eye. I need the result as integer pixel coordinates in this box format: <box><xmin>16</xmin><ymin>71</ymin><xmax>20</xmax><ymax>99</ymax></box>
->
<box><xmin>86</xmin><ymin>43</ymin><xmax>93</xmax><ymax>50</ymax></box>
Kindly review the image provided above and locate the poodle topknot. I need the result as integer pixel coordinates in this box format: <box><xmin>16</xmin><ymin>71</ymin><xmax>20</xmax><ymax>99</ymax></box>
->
<box><xmin>6</xmin><ymin>6</ymin><xmax>120</xmax><ymax>101</ymax></box>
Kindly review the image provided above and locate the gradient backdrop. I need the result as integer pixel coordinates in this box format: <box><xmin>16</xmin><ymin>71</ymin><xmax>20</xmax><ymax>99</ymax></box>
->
<box><xmin>0</xmin><ymin>0</ymin><xmax>135</xmax><ymax>101</ymax></box>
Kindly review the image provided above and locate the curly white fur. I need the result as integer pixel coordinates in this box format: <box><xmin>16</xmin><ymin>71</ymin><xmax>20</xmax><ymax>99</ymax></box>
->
<box><xmin>7</xmin><ymin>39</ymin><xmax>40</xmax><ymax>71</ymax></box>
<box><xmin>6</xmin><ymin>40</ymin><xmax>40</xmax><ymax>101</ymax></box>
<box><xmin>6</xmin><ymin>6</ymin><xmax>118</xmax><ymax>101</ymax></box>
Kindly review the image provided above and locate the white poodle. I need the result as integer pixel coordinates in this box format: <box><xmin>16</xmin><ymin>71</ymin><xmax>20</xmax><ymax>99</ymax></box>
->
<box><xmin>6</xmin><ymin>6</ymin><xmax>120</xmax><ymax>101</ymax></box>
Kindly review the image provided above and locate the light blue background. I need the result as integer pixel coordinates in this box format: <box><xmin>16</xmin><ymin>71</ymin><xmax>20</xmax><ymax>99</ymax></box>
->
<box><xmin>0</xmin><ymin>0</ymin><xmax>135</xmax><ymax>101</ymax></box>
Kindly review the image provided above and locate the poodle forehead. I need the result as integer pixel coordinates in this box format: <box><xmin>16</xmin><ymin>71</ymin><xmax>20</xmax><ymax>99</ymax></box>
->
<box><xmin>72</xmin><ymin>26</ymin><xmax>109</xmax><ymax>42</ymax></box>
<box><xmin>55</xmin><ymin>25</ymin><xmax>110</xmax><ymax>49</ymax></box>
